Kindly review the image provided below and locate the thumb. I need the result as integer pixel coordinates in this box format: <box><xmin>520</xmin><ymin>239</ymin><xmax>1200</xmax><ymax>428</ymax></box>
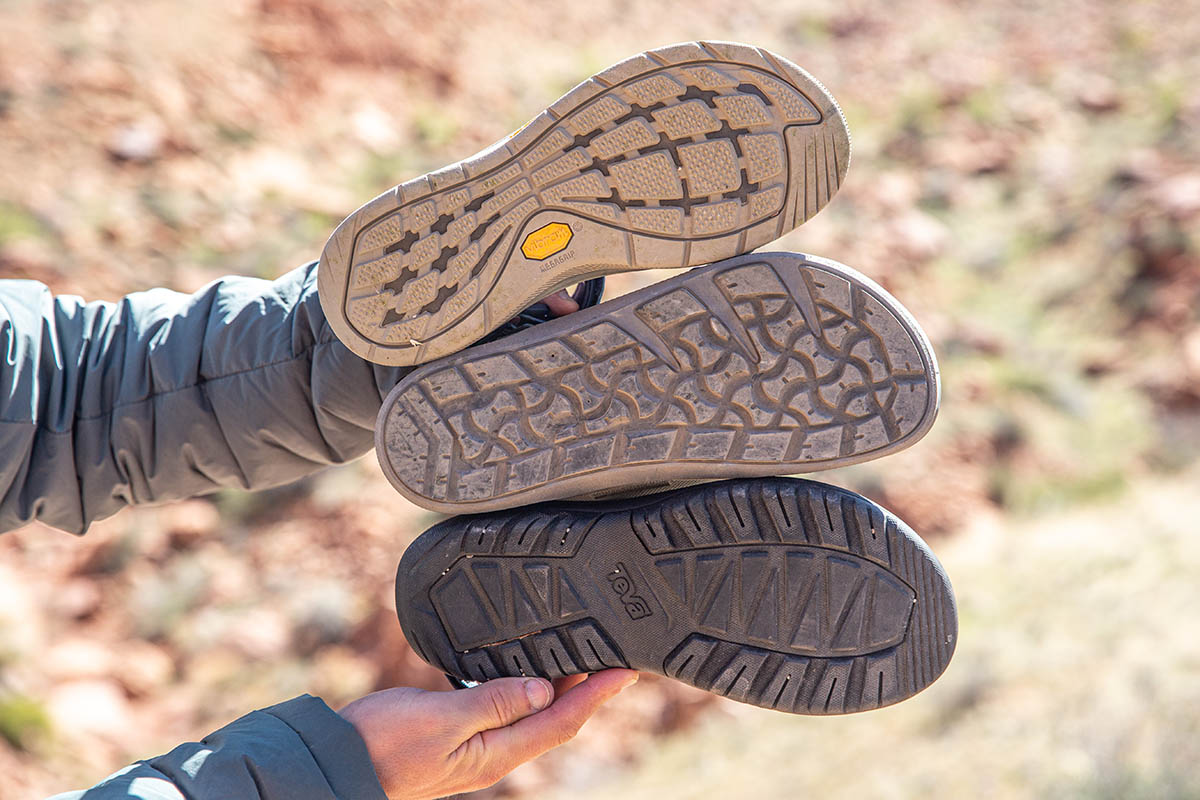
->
<box><xmin>442</xmin><ymin>677</ymin><xmax>554</xmax><ymax>733</ymax></box>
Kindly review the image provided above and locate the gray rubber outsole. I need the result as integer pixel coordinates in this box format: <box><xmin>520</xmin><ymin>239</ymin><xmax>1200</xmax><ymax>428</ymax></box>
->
<box><xmin>376</xmin><ymin>252</ymin><xmax>940</xmax><ymax>514</ymax></box>
<box><xmin>319</xmin><ymin>40</ymin><xmax>850</xmax><ymax>367</ymax></box>
<box><xmin>396</xmin><ymin>477</ymin><xmax>957</xmax><ymax>715</ymax></box>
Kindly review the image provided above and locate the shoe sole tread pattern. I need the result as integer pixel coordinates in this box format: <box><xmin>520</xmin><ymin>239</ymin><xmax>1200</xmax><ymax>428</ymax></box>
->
<box><xmin>319</xmin><ymin>40</ymin><xmax>850</xmax><ymax>366</ymax></box>
<box><xmin>376</xmin><ymin>252</ymin><xmax>939</xmax><ymax>514</ymax></box>
<box><xmin>395</xmin><ymin>478</ymin><xmax>957</xmax><ymax>715</ymax></box>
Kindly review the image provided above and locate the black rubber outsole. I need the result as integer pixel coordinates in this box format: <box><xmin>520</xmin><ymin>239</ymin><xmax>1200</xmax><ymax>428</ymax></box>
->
<box><xmin>396</xmin><ymin>477</ymin><xmax>957</xmax><ymax>715</ymax></box>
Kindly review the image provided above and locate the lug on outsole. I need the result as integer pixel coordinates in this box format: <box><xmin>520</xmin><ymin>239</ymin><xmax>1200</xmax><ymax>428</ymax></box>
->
<box><xmin>395</xmin><ymin>478</ymin><xmax>957</xmax><ymax>715</ymax></box>
<box><xmin>319</xmin><ymin>41</ymin><xmax>850</xmax><ymax>366</ymax></box>
<box><xmin>377</xmin><ymin>253</ymin><xmax>938</xmax><ymax>514</ymax></box>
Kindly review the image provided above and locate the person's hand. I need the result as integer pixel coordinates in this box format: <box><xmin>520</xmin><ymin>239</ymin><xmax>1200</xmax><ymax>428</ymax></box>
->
<box><xmin>338</xmin><ymin>669</ymin><xmax>639</xmax><ymax>800</ymax></box>
<box><xmin>541</xmin><ymin>288</ymin><xmax>580</xmax><ymax>316</ymax></box>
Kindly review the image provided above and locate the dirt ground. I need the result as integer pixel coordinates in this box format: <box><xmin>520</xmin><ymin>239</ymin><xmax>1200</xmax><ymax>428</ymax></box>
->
<box><xmin>0</xmin><ymin>0</ymin><xmax>1198</xmax><ymax>797</ymax></box>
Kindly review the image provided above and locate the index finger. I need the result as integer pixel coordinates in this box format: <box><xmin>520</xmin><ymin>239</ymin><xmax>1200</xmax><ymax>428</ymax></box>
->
<box><xmin>552</xmin><ymin>673</ymin><xmax>588</xmax><ymax>695</ymax></box>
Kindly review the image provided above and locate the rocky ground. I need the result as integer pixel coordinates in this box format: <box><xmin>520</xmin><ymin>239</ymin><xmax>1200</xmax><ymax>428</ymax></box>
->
<box><xmin>0</xmin><ymin>0</ymin><xmax>1197</xmax><ymax>796</ymax></box>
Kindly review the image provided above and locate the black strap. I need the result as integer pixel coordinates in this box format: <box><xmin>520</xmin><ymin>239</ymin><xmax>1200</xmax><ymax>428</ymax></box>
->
<box><xmin>478</xmin><ymin>277</ymin><xmax>606</xmax><ymax>345</ymax></box>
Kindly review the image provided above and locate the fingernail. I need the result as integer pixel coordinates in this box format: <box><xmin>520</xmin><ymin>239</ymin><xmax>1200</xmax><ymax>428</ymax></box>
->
<box><xmin>524</xmin><ymin>678</ymin><xmax>552</xmax><ymax>711</ymax></box>
<box><xmin>622</xmin><ymin>673</ymin><xmax>640</xmax><ymax>689</ymax></box>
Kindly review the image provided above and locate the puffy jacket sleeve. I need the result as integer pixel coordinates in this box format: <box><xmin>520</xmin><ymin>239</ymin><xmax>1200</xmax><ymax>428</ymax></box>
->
<box><xmin>49</xmin><ymin>694</ymin><xmax>388</xmax><ymax>800</ymax></box>
<box><xmin>0</xmin><ymin>262</ymin><xmax>406</xmax><ymax>534</ymax></box>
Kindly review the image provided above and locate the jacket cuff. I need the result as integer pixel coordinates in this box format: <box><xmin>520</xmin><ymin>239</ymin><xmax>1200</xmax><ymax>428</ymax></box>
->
<box><xmin>263</xmin><ymin>694</ymin><xmax>388</xmax><ymax>800</ymax></box>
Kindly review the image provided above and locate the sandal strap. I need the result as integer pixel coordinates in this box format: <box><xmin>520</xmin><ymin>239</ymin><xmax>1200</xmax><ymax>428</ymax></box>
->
<box><xmin>477</xmin><ymin>277</ymin><xmax>606</xmax><ymax>345</ymax></box>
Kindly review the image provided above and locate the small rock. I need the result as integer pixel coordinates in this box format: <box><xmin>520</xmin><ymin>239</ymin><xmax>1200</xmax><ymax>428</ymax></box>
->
<box><xmin>47</xmin><ymin>680</ymin><xmax>134</xmax><ymax>740</ymax></box>
<box><xmin>289</xmin><ymin>581</ymin><xmax>357</xmax><ymax>655</ymax></box>
<box><xmin>872</xmin><ymin>171</ymin><xmax>920</xmax><ymax>211</ymax></box>
<box><xmin>0</xmin><ymin>238</ymin><xmax>68</xmax><ymax>291</ymax></box>
<box><xmin>72</xmin><ymin>56</ymin><xmax>131</xmax><ymax>94</ymax></box>
<box><xmin>310</xmin><ymin>646</ymin><xmax>378</xmax><ymax>703</ymax></box>
<box><xmin>890</xmin><ymin>210</ymin><xmax>950</xmax><ymax>261</ymax></box>
<box><xmin>147</xmin><ymin>73</ymin><xmax>191</xmax><ymax>124</ymax></box>
<box><xmin>1076</xmin><ymin>75</ymin><xmax>1121</xmax><ymax>113</ymax></box>
<box><xmin>0</xmin><ymin>563</ymin><xmax>43</xmax><ymax>657</ymax></box>
<box><xmin>1034</xmin><ymin>142</ymin><xmax>1077</xmax><ymax>190</ymax></box>
<box><xmin>74</xmin><ymin>532</ymin><xmax>134</xmax><ymax>575</ymax></box>
<box><xmin>107</xmin><ymin>119</ymin><xmax>165</xmax><ymax>163</ymax></box>
<box><xmin>118</xmin><ymin>641</ymin><xmax>176</xmax><ymax>696</ymax></box>
<box><xmin>227</xmin><ymin>607</ymin><xmax>291</xmax><ymax>660</ymax></box>
<box><xmin>51</xmin><ymin>577</ymin><xmax>102</xmax><ymax>620</ymax></box>
<box><xmin>828</xmin><ymin>9</ymin><xmax>876</xmax><ymax>38</ymax></box>
<box><xmin>1154</xmin><ymin>173</ymin><xmax>1200</xmax><ymax>219</ymax></box>
<box><xmin>1184</xmin><ymin>328</ymin><xmax>1200</xmax><ymax>377</ymax></box>
<box><xmin>160</xmin><ymin>499</ymin><xmax>221</xmax><ymax>549</ymax></box>
<box><xmin>231</xmin><ymin>147</ymin><xmax>312</xmax><ymax>198</ymax></box>
<box><xmin>206</xmin><ymin>552</ymin><xmax>253</xmax><ymax>604</ymax></box>
<box><xmin>184</xmin><ymin>648</ymin><xmax>244</xmax><ymax>687</ymax></box>
<box><xmin>940</xmin><ymin>137</ymin><xmax>1012</xmax><ymax>175</ymax></box>
<box><xmin>500</xmin><ymin>760</ymin><xmax>552</xmax><ymax>795</ymax></box>
<box><xmin>1115</xmin><ymin>149</ymin><xmax>1164</xmax><ymax>184</ymax></box>
<box><xmin>44</xmin><ymin>638</ymin><xmax>115</xmax><ymax>682</ymax></box>
<box><xmin>951</xmin><ymin>322</ymin><xmax>1006</xmax><ymax>357</ymax></box>
<box><xmin>352</xmin><ymin>104</ymin><xmax>401</xmax><ymax>151</ymax></box>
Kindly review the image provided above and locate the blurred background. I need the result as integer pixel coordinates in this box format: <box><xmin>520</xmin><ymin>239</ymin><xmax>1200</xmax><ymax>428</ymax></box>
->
<box><xmin>1</xmin><ymin>0</ymin><xmax>1198</xmax><ymax>796</ymax></box>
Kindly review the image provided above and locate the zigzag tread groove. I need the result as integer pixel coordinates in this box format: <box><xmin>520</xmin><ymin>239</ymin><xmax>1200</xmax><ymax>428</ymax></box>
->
<box><xmin>395</xmin><ymin>477</ymin><xmax>957</xmax><ymax>715</ymax></box>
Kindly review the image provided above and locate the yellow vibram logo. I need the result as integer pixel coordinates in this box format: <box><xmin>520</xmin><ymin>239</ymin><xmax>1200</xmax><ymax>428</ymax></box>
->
<box><xmin>521</xmin><ymin>222</ymin><xmax>574</xmax><ymax>261</ymax></box>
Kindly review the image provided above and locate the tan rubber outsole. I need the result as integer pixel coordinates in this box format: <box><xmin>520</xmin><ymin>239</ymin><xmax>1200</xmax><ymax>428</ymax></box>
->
<box><xmin>318</xmin><ymin>40</ymin><xmax>850</xmax><ymax>367</ymax></box>
<box><xmin>376</xmin><ymin>252</ymin><xmax>940</xmax><ymax>514</ymax></box>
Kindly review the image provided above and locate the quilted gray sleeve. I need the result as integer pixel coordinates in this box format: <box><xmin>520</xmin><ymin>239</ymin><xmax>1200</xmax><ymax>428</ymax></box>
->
<box><xmin>49</xmin><ymin>695</ymin><xmax>387</xmax><ymax>800</ymax></box>
<box><xmin>0</xmin><ymin>262</ymin><xmax>406</xmax><ymax>534</ymax></box>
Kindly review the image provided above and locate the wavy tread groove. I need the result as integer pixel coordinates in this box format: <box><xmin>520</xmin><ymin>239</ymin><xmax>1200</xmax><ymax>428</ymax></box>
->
<box><xmin>380</xmin><ymin>255</ymin><xmax>935</xmax><ymax>510</ymax></box>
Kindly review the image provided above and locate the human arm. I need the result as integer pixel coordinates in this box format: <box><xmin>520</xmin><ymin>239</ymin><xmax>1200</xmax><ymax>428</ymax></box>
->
<box><xmin>338</xmin><ymin>670</ymin><xmax>638</xmax><ymax>799</ymax></box>
<box><xmin>0</xmin><ymin>262</ymin><xmax>404</xmax><ymax>534</ymax></box>
<box><xmin>51</xmin><ymin>671</ymin><xmax>637</xmax><ymax>800</ymax></box>
<box><xmin>50</xmin><ymin>694</ymin><xmax>386</xmax><ymax>800</ymax></box>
